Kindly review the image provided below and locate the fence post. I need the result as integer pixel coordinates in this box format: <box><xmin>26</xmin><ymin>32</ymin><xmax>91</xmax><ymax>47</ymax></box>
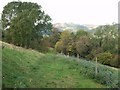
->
<box><xmin>95</xmin><ymin>57</ymin><xmax>98</xmax><ymax>76</ymax></box>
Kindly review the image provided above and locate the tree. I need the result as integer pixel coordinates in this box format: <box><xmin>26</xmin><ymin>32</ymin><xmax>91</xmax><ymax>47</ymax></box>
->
<box><xmin>75</xmin><ymin>30</ymin><xmax>90</xmax><ymax>58</ymax></box>
<box><xmin>48</xmin><ymin>27</ymin><xmax>61</xmax><ymax>48</ymax></box>
<box><xmin>75</xmin><ymin>36</ymin><xmax>91</xmax><ymax>58</ymax></box>
<box><xmin>55</xmin><ymin>40</ymin><xmax>64</xmax><ymax>53</ymax></box>
<box><xmin>55</xmin><ymin>30</ymin><xmax>76</xmax><ymax>55</ymax></box>
<box><xmin>88</xmin><ymin>24</ymin><xmax>118</xmax><ymax>67</ymax></box>
<box><xmin>2</xmin><ymin>1</ymin><xmax>52</xmax><ymax>48</ymax></box>
<box><xmin>0</xmin><ymin>20</ymin><xmax>2</xmax><ymax>40</ymax></box>
<box><xmin>93</xmin><ymin>24</ymin><xmax>118</xmax><ymax>54</ymax></box>
<box><xmin>66</xmin><ymin>32</ymin><xmax>76</xmax><ymax>56</ymax></box>
<box><xmin>59</xmin><ymin>30</ymin><xmax>72</xmax><ymax>54</ymax></box>
<box><xmin>75</xmin><ymin>29</ymin><xmax>88</xmax><ymax>39</ymax></box>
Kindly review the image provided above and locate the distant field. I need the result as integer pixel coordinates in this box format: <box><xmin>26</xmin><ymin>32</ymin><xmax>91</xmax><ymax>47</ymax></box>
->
<box><xmin>2</xmin><ymin>41</ymin><xmax>119</xmax><ymax>88</ymax></box>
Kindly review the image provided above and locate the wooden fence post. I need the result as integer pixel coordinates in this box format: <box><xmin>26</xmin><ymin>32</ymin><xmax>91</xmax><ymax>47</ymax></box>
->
<box><xmin>95</xmin><ymin>57</ymin><xmax>98</xmax><ymax>76</ymax></box>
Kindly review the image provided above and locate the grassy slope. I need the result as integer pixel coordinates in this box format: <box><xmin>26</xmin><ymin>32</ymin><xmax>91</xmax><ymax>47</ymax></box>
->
<box><xmin>1</xmin><ymin>41</ymin><xmax>111</xmax><ymax>88</ymax></box>
<box><xmin>0</xmin><ymin>42</ymin><xmax>2</xmax><ymax>88</ymax></box>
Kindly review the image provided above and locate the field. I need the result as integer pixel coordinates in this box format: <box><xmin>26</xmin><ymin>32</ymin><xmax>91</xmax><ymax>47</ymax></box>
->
<box><xmin>2</xmin><ymin>41</ymin><xmax>119</xmax><ymax>88</ymax></box>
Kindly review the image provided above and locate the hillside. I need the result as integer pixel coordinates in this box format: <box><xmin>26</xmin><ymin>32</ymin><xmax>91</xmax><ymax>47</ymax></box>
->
<box><xmin>53</xmin><ymin>23</ymin><xmax>90</xmax><ymax>32</ymax></box>
<box><xmin>2</xmin><ymin>41</ymin><xmax>119</xmax><ymax>88</ymax></box>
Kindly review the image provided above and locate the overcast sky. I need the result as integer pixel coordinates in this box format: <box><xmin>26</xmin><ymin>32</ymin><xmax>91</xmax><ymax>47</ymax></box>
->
<box><xmin>0</xmin><ymin>0</ymin><xmax>119</xmax><ymax>25</ymax></box>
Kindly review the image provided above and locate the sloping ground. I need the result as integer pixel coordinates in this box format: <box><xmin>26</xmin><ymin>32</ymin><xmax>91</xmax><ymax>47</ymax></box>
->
<box><xmin>0</xmin><ymin>41</ymin><xmax>2</xmax><ymax>89</ymax></box>
<box><xmin>1</xmin><ymin>41</ymin><xmax>118</xmax><ymax>88</ymax></box>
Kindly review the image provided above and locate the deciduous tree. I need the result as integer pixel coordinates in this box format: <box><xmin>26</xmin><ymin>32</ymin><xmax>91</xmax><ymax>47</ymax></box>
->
<box><xmin>2</xmin><ymin>1</ymin><xmax>52</xmax><ymax>48</ymax></box>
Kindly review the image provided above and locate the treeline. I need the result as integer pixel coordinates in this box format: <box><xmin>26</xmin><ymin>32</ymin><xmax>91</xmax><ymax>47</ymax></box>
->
<box><xmin>1</xmin><ymin>1</ymin><xmax>119</xmax><ymax>68</ymax></box>
<box><xmin>54</xmin><ymin>24</ymin><xmax>119</xmax><ymax>68</ymax></box>
<box><xmin>25</xmin><ymin>24</ymin><xmax>119</xmax><ymax>68</ymax></box>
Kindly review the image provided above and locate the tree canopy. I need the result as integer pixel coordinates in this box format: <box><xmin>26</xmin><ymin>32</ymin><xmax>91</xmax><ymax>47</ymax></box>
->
<box><xmin>2</xmin><ymin>1</ymin><xmax>52</xmax><ymax>48</ymax></box>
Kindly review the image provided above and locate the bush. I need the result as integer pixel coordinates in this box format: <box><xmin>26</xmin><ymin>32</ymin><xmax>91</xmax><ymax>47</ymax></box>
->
<box><xmin>110</xmin><ymin>54</ymin><xmax>119</xmax><ymax>68</ymax></box>
<box><xmin>47</xmin><ymin>47</ymin><xmax>57</xmax><ymax>54</ymax></box>
<box><xmin>96</xmin><ymin>52</ymin><xmax>113</xmax><ymax>66</ymax></box>
<box><xmin>86</xmin><ymin>47</ymin><xmax>103</xmax><ymax>60</ymax></box>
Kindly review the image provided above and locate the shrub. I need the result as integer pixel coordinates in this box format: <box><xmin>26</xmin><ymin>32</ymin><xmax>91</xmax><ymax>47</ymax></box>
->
<box><xmin>96</xmin><ymin>52</ymin><xmax>113</xmax><ymax>66</ymax></box>
<box><xmin>47</xmin><ymin>47</ymin><xmax>57</xmax><ymax>54</ymax></box>
<box><xmin>86</xmin><ymin>47</ymin><xmax>103</xmax><ymax>60</ymax></box>
<box><xmin>110</xmin><ymin>54</ymin><xmax>119</xmax><ymax>68</ymax></box>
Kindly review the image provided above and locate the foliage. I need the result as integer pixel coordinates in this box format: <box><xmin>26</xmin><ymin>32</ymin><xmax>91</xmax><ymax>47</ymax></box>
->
<box><xmin>55</xmin><ymin>40</ymin><xmax>64</xmax><ymax>53</ymax></box>
<box><xmin>96</xmin><ymin>52</ymin><xmax>113</xmax><ymax>66</ymax></box>
<box><xmin>86</xmin><ymin>47</ymin><xmax>103</xmax><ymax>60</ymax></box>
<box><xmin>92</xmin><ymin>24</ymin><xmax>118</xmax><ymax>54</ymax></box>
<box><xmin>1</xmin><ymin>1</ymin><xmax>52</xmax><ymax>49</ymax></box>
<box><xmin>55</xmin><ymin>30</ymin><xmax>73</xmax><ymax>55</ymax></box>
<box><xmin>75</xmin><ymin>29</ymin><xmax>88</xmax><ymax>39</ymax></box>
<box><xmin>95</xmin><ymin>53</ymin><xmax>119</xmax><ymax>68</ymax></box>
<box><xmin>54</xmin><ymin>24</ymin><xmax>118</xmax><ymax>68</ymax></box>
<box><xmin>1</xmin><ymin>2</ymin><xmax>118</xmax><ymax>68</ymax></box>
<box><xmin>110</xmin><ymin>54</ymin><xmax>119</xmax><ymax>68</ymax></box>
<box><xmin>48</xmin><ymin>27</ymin><xmax>61</xmax><ymax>48</ymax></box>
<box><xmin>75</xmin><ymin>36</ymin><xmax>91</xmax><ymax>57</ymax></box>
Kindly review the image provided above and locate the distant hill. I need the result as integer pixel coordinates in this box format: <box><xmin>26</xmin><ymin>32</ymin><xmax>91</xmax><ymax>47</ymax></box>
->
<box><xmin>53</xmin><ymin>23</ymin><xmax>99</xmax><ymax>32</ymax></box>
<box><xmin>53</xmin><ymin>23</ymin><xmax>90</xmax><ymax>32</ymax></box>
<box><xmin>84</xmin><ymin>24</ymin><xmax>99</xmax><ymax>30</ymax></box>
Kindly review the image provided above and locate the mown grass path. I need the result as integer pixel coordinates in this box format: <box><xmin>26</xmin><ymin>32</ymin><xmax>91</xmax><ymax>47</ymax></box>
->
<box><xmin>29</xmin><ymin>54</ymin><xmax>106</xmax><ymax>88</ymax></box>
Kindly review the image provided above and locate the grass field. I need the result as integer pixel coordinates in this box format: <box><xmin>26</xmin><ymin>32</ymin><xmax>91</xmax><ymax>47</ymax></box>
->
<box><xmin>2</xmin><ymin>41</ymin><xmax>118</xmax><ymax>88</ymax></box>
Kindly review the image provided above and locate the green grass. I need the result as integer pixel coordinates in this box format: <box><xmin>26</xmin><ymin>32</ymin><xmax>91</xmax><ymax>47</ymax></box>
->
<box><xmin>2</xmin><ymin>41</ymin><xmax>118</xmax><ymax>88</ymax></box>
<box><xmin>0</xmin><ymin>42</ymin><xmax>2</xmax><ymax>89</ymax></box>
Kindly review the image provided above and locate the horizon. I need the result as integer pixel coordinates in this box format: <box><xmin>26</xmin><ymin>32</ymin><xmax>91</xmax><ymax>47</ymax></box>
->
<box><xmin>0</xmin><ymin>0</ymin><xmax>119</xmax><ymax>25</ymax></box>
